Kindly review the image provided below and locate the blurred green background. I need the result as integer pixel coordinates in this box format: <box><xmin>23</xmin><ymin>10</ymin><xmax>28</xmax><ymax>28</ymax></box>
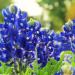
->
<box><xmin>0</xmin><ymin>0</ymin><xmax>11</xmax><ymax>22</ymax></box>
<box><xmin>0</xmin><ymin>0</ymin><xmax>75</xmax><ymax>32</ymax></box>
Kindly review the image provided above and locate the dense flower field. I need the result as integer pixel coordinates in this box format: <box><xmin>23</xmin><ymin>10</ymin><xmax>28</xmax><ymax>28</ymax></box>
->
<box><xmin>0</xmin><ymin>6</ymin><xmax>75</xmax><ymax>75</ymax></box>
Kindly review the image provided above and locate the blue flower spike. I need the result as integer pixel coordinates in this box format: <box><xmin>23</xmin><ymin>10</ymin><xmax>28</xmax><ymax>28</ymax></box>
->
<box><xmin>0</xmin><ymin>5</ymin><xmax>75</xmax><ymax>75</ymax></box>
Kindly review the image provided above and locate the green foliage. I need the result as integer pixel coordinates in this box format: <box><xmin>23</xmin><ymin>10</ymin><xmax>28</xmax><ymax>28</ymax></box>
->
<box><xmin>28</xmin><ymin>18</ymin><xmax>35</xmax><ymax>25</ymax></box>
<box><xmin>24</xmin><ymin>51</ymin><xmax>74</xmax><ymax>75</ymax></box>
<box><xmin>24</xmin><ymin>58</ymin><xmax>62</xmax><ymax>75</ymax></box>
<box><xmin>37</xmin><ymin>0</ymin><xmax>72</xmax><ymax>31</ymax></box>
<box><xmin>25</xmin><ymin>66</ymin><xmax>32</xmax><ymax>75</ymax></box>
<box><xmin>0</xmin><ymin>62</ymin><xmax>13</xmax><ymax>75</ymax></box>
<box><xmin>0</xmin><ymin>0</ymin><xmax>11</xmax><ymax>9</ymax></box>
<box><xmin>71</xmin><ymin>53</ymin><xmax>75</xmax><ymax>67</ymax></box>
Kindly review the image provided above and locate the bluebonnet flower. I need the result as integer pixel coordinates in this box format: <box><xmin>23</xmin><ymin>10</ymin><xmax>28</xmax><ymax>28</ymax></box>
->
<box><xmin>0</xmin><ymin>6</ymin><xmax>56</xmax><ymax>69</ymax></box>
<box><xmin>53</xmin><ymin>20</ymin><xmax>75</xmax><ymax>60</ymax></box>
<box><xmin>1</xmin><ymin>6</ymin><xmax>75</xmax><ymax>73</ymax></box>
<box><xmin>0</xmin><ymin>50</ymin><xmax>11</xmax><ymax>62</ymax></box>
<box><xmin>62</xmin><ymin>20</ymin><xmax>75</xmax><ymax>52</ymax></box>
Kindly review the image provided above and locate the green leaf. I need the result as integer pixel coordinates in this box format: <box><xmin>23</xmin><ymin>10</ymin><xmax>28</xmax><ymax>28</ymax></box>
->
<box><xmin>0</xmin><ymin>62</ymin><xmax>13</xmax><ymax>74</ymax></box>
<box><xmin>28</xmin><ymin>18</ymin><xmax>35</xmax><ymax>25</ymax></box>
<box><xmin>71</xmin><ymin>53</ymin><xmax>75</xmax><ymax>67</ymax></box>
<box><xmin>44</xmin><ymin>72</ymin><xmax>48</xmax><ymax>75</ymax></box>
<box><xmin>25</xmin><ymin>66</ymin><xmax>33</xmax><ymax>75</ymax></box>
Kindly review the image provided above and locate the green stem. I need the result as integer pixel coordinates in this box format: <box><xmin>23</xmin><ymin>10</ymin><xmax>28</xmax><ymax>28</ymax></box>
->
<box><xmin>19</xmin><ymin>60</ymin><xmax>22</xmax><ymax>75</ymax></box>
<box><xmin>71</xmin><ymin>52</ymin><xmax>75</xmax><ymax>67</ymax></box>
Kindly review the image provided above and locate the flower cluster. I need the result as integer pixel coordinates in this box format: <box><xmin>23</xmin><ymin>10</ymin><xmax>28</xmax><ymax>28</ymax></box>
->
<box><xmin>53</xmin><ymin>20</ymin><xmax>75</xmax><ymax>59</ymax></box>
<box><xmin>0</xmin><ymin>6</ymin><xmax>75</xmax><ymax>69</ymax></box>
<box><xmin>0</xmin><ymin>6</ymin><xmax>55</xmax><ymax>67</ymax></box>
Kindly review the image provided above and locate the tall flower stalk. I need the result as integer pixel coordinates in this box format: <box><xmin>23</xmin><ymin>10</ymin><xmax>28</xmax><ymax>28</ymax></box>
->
<box><xmin>0</xmin><ymin>5</ymin><xmax>55</xmax><ymax>74</ymax></box>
